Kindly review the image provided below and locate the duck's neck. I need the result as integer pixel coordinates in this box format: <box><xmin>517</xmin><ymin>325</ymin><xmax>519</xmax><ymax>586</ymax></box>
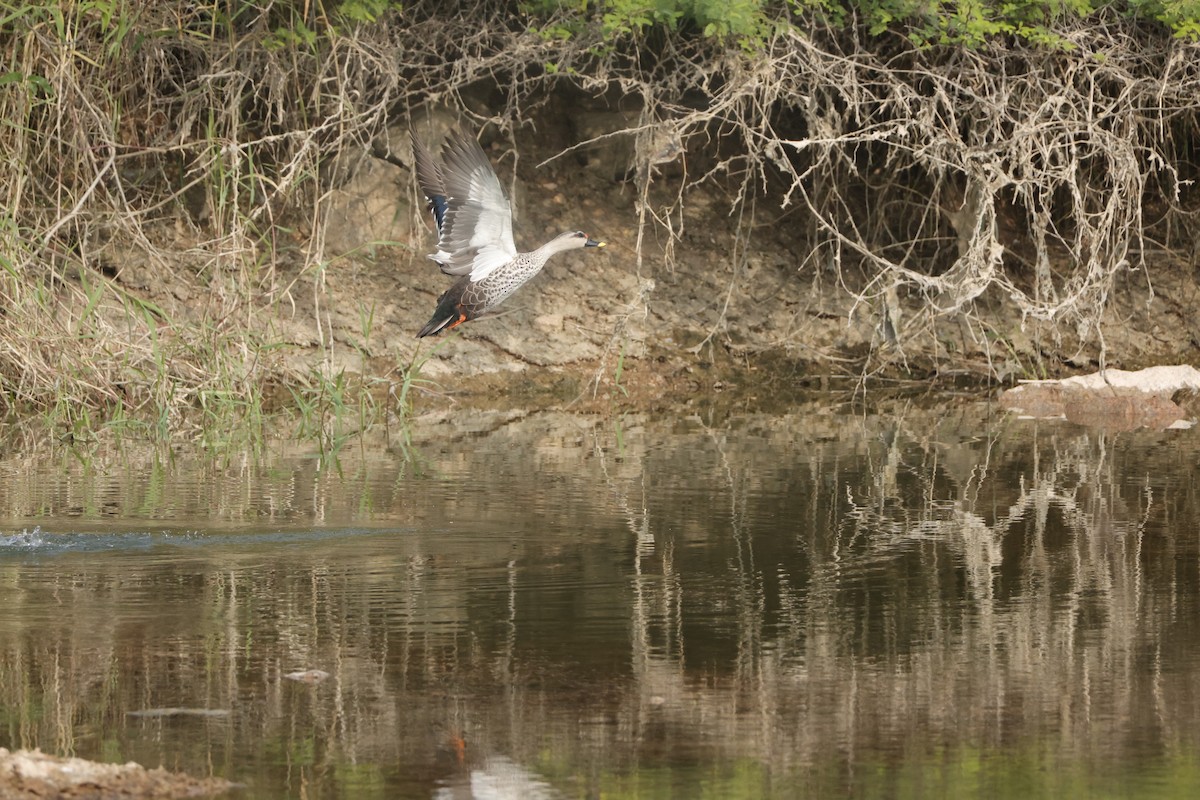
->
<box><xmin>531</xmin><ymin>234</ymin><xmax>578</xmax><ymax>263</ymax></box>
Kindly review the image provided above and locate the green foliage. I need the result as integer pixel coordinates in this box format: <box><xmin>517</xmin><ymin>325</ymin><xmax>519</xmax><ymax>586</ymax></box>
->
<box><xmin>260</xmin><ymin>0</ymin><xmax>403</xmax><ymax>49</ymax></box>
<box><xmin>522</xmin><ymin>0</ymin><xmax>1200</xmax><ymax>46</ymax></box>
<box><xmin>1130</xmin><ymin>0</ymin><xmax>1200</xmax><ymax>38</ymax></box>
<box><xmin>336</xmin><ymin>0</ymin><xmax>399</xmax><ymax>23</ymax></box>
<box><xmin>524</xmin><ymin>0</ymin><xmax>776</xmax><ymax>42</ymax></box>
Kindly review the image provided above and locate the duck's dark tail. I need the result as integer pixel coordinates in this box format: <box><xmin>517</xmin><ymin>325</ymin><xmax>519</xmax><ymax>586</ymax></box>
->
<box><xmin>417</xmin><ymin>310</ymin><xmax>466</xmax><ymax>338</ymax></box>
<box><xmin>417</xmin><ymin>285</ymin><xmax>470</xmax><ymax>338</ymax></box>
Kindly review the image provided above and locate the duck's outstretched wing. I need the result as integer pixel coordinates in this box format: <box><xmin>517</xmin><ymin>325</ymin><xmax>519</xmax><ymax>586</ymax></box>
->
<box><xmin>435</xmin><ymin>127</ymin><xmax>517</xmax><ymax>282</ymax></box>
<box><xmin>410</xmin><ymin>131</ymin><xmax>449</xmax><ymax>238</ymax></box>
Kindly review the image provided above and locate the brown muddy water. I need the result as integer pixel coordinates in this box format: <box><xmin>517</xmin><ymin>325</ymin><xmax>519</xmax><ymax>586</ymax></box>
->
<box><xmin>1</xmin><ymin>403</ymin><xmax>1199</xmax><ymax>799</ymax></box>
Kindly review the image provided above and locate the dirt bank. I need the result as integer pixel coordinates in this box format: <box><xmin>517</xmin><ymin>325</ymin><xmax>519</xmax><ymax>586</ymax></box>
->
<box><xmin>7</xmin><ymin>9</ymin><xmax>1199</xmax><ymax>427</ymax></box>
<box><xmin>107</xmin><ymin>104</ymin><xmax>1199</xmax><ymax>416</ymax></box>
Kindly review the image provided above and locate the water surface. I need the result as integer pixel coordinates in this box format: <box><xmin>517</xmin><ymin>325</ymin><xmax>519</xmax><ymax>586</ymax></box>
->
<box><xmin>1</xmin><ymin>404</ymin><xmax>1199</xmax><ymax>798</ymax></box>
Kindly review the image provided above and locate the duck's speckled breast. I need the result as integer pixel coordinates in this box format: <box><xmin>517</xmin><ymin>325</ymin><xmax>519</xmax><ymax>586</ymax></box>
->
<box><xmin>463</xmin><ymin>252</ymin><xmax>548</xmax><ymax>312</ymax></box>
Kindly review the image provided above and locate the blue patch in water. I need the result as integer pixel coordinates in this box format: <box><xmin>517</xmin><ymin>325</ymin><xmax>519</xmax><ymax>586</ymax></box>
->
<box><xmin>0</xmin><ymin>527</ymin><xmax>48</xmax><ymax>549</ymax></box>
<box><xmin>0</xmin><ymin>526</ymin><xmax>159</xmax><ymax>555</ymax></box>
<box><xmin>0</xmin><ymin>525</ymin><xmax>405</xmax><ymax>558</ymax></box>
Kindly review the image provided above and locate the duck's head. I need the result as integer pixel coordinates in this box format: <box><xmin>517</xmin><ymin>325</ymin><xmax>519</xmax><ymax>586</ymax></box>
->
<box><xmin>569</xmin><ymin>230</ymin><xmax>605</xmax><ymax>249</ymax></box>
<box><xmin>543</xmin><ymin>230</ymin><xmax>607</xmax><ymax>256</ymax></box>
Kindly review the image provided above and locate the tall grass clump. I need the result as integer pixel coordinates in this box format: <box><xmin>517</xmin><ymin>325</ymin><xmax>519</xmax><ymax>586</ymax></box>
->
<box><xmin>0</xmin><ymin>1</ymin><xmax>407</xmax><ymax>439</ymax></box>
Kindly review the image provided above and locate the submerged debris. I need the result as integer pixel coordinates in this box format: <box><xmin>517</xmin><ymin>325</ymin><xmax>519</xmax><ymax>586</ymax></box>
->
<box><xmin>126</xmin><ymin>708</ymin><xmax>231</xmax><ymax>718</ymax></box>
<box><xmin>284</xmin><ymin>669</ymin><xmax>331</xmax><ymax>684</ymax></box>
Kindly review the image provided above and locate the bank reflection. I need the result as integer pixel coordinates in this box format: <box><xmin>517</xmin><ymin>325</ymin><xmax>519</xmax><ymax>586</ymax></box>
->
<box><xmin>0</xmin><ymin>407</ymin><xmax>1196</xmax><ymax>797</ymax></box>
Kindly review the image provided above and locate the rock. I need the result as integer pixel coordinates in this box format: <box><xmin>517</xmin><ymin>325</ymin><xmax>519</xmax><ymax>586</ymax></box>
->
<box><xmin>533</xmin><ymin>313</ymin><xmax>565</xmax><ymax>332</ymax></box>
<box><xmin>1052</xmin><ymin>365</ymin><xmax>1200</xmax><ymax>393</ymax></box>
<box><xmin>322</xmin><ymin>105</ymin><xmax>461</xmax><ymax>257</ymax></box>
<box><xmin>1000</xmin><ymin>365</ymin><xmax>1200</xmax><ymax>431</ymax></box>
<box><xmin>0</xmin><ymin>747</ymin><xmax>235</xmax><ymax>799</ymax></box>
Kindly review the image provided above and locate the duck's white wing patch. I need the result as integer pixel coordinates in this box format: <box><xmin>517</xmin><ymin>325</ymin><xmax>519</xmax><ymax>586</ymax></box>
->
<box><xmin>436</xmin><ymin>129</ymin><xmax>517</xmax><ymax>279</ymax></box>
<box><xmin>467</xmin><ymin>245</ymin><xmax>516</xmax><ymax>282</ymax></box>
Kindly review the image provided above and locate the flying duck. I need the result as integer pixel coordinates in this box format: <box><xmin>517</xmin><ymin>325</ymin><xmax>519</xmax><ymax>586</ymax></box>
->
<box><xmin>410</xmin><ymin>126</ymin><xmax>606</xmax><ymax>338</ymax></box>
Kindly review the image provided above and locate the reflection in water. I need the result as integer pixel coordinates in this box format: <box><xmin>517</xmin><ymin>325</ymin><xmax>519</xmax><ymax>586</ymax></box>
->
<box><xmin>0</xmin><ymin>406</ymin><xmax>1198</xmax><ymax>799</ymax></box>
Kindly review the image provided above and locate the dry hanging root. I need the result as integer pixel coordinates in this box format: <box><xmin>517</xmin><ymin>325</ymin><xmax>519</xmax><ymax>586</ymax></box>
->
<box><xmin>546</xmin><ymin>19</ymin><xmax>1198</xmax><ymax>366</ymax></box>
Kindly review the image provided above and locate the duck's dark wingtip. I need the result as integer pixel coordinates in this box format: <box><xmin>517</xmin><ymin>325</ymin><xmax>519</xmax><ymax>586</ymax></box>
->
<box><xmin>427</xmin><ymin>195</ymin><xmax>449</xmax><ymax>233</ymax></box>
<box><xmin>410</xmin><ymin>129</ymin><xmax>449</xmax><ymax>231</ymax></box>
